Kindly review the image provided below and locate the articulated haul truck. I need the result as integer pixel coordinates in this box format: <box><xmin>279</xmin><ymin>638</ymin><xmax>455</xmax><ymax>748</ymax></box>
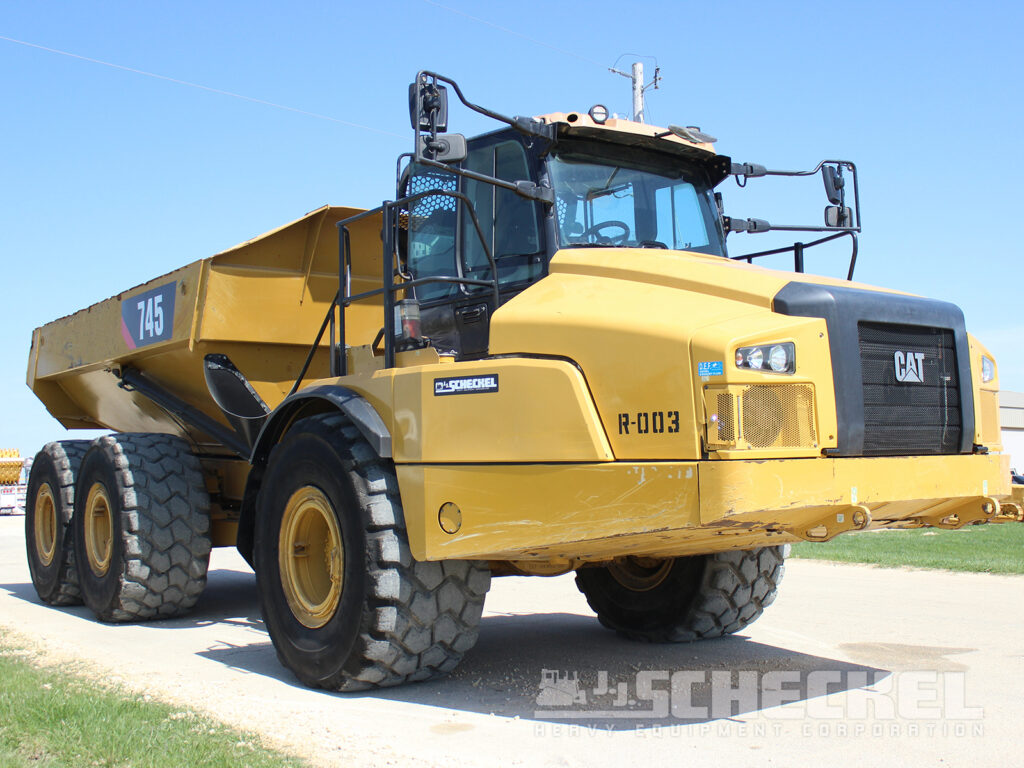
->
<box><xmin>24</xmin><ymin>72</ymin><xmax>1022</xmax><ymax>690</ymax></box>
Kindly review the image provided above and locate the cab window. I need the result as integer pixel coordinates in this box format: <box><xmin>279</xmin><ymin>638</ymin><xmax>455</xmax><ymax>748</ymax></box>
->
<box><xmin>460</xmin><ymin>140</ymin><xmax>543</xmax><ymax>290</ymax></box>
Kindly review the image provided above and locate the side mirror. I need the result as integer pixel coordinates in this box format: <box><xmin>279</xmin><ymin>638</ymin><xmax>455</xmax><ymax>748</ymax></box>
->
<box><xmin>825</xmin><ymin>205</ymin><xmax>853</xmax><ymax>228</ymax></box>
<box><xmin>409</xmin><ymin>81</ymin><xmax>448</xmax><ymax>133</ymax></box>
<box><xmin>822</xmin><ymin>165</ymin><xmax>844</xmax><ymax>205</ymax></box>
<box><xmin>417</xmin><ymin>133</ymin><xmax>467</xmax><ymax>164</ymax></box>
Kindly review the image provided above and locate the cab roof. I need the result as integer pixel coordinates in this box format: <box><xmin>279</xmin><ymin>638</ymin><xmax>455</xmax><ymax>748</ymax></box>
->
<box><xmin>535</xmin><ymin>111</ymin><xmax>732</xmax><ymax>186</ymax></box>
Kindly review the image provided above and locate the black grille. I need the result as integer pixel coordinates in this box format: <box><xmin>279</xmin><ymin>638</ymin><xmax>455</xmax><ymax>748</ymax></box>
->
<box><xmin>858</xmin><ymin>322</ymin><xmax>961</xmax><ymax>455</ymax></box>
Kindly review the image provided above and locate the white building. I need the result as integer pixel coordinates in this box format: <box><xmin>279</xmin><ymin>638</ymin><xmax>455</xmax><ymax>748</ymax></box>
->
<box><xmin>1000</xmin><ymin>390</ymin><xmax>1024</xmax><ymax>474</ymax></box>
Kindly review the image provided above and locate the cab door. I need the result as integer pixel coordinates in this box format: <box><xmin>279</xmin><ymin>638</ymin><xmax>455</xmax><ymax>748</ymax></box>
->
<box><xmin>404</xmin><ymin>132</ymin><xmax>546</xmax><ymax>359</ymax></box>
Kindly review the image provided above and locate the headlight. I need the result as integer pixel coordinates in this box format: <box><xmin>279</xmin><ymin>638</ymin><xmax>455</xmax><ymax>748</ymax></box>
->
<box><xmin>769</xmin><ymin>344</ymin><xmax>791</xmax><ymax>372</ymax></box>
<box><xmin>736</xmin><ymin>342</ymin><xmax>795</xmax><ymax>374</ymax></box>
<box><xmin>981</xmin><ymin>355</ymin><xmax>996</xmax><ymax>383</ymax></box>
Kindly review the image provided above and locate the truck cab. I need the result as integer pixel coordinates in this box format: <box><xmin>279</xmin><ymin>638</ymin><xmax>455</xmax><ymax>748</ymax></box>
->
<box><xmin>402</xmin><ymin>115</ymin><xmax>730</xmax><ymax>359</ymax></box>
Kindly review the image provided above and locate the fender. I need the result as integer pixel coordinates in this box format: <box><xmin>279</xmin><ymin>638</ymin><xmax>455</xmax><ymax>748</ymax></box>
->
<box><xmin>235</xmin><ymin>385</ymin><xmax>392</xmax><ymax>565</ymax></box>
<box><xmin>250</xmin><ymin>385</ymin><xmax>391</xmax><ymax>463</ymax></box>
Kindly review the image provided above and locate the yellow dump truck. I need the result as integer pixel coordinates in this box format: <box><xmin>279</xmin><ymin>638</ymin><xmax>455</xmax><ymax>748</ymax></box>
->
<box><xmin>24</xmin><ymin>71</ymin><xmax>1021</xmax><ymax>690</ymax></box>
<box><xmin>0</xmin><ymin>449</ymin><xmax>28</xmax><ymax>515</ymax></box>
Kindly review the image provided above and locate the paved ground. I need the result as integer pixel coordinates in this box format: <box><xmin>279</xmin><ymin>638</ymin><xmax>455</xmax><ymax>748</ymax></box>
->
<box><xmin>1</xmin><ymin>514</ymin><xmax>1022</xmax><ymax>767</ymax></box>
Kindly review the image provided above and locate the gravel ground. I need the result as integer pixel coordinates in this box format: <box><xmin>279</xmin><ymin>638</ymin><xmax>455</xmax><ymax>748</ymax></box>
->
<box><xmin>2</xmin><ymin>514</ymin><xmax>1023</xmax><ymax>767</ymax></box>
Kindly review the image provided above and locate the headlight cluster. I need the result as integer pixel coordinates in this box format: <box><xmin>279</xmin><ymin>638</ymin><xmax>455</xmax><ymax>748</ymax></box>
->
<box><xmin>981</xmin><ymin>355</ymin><xmax>996</xmax><ymax>383</ymax></box>
<box><xmin>735</xmin><ymin>342</ymin><xmax>796</xmax><ymax>374</ymax></box>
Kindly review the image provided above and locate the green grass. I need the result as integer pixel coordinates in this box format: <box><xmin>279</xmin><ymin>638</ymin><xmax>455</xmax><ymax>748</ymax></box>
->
<box><xmin>0</xmin><ymin>632</ymin><xmax>304</xmax><ymax>768</ymax></box>
<box><xmin>790</xmin><ymin>522</ymin><xmax>1024</xmax><ymax>574</ymax></box>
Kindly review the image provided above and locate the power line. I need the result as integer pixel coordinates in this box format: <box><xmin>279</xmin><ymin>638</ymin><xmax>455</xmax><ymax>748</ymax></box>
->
<box><xmin>0</xmin><ymin>34</ymin><xmax>404</xmax><ymax>138</ymax></box>
<box><xmin>420</xmin><ymin>0</ymin><xmax>607</xmax><ymax>69</ymax></box>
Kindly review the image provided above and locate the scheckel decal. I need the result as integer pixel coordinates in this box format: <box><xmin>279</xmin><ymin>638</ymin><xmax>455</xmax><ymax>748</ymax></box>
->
<box><xmin>434</xmin><ymin>375</ymin><xmax>500</xmax><ymax>396</ymax></box>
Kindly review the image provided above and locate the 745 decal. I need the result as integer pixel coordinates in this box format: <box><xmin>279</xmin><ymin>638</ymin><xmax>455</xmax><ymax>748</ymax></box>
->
<box><xmin>617</xmin><ymin>410</ymin><xmax>680</xmax><ymax>435</ymax></box>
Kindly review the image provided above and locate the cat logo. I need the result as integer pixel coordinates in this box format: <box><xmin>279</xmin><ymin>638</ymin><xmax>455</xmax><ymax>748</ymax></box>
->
<box><xmin>894</xmin><ymin>350</ymin><xmax>926</xmax><ymax>383</ymax></box>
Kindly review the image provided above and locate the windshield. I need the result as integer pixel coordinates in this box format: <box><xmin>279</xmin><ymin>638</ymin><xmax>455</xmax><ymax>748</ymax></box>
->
<box><xmin>548</xmin><ymin>148</ymin><xmax>725</xmax><ymax>256</ymax></box>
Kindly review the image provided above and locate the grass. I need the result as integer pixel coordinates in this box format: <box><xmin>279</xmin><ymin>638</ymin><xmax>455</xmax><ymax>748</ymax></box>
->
<box><xmin>790</xmin><ymin>522</ymin><xmax>1024</xmax><ymax>574</ymax></box>
<box><xmin>0</xmin><ymin>631</ymin><xmax>304</xmax><ymax>768</ymax></box>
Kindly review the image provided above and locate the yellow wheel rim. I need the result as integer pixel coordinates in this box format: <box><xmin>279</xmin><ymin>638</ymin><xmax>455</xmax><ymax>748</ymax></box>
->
<box><xmin>84</xmin><ymin>483</ymin><xmax>113</xmax><ymax>577</ymax></box>
<box><xmin>34</xmin><ymin>483</ymin><xmax>58</xmax><ymax>567</ymax></box>
<box><xmin>279</xmin><ymin>486</ymin><xmax>344</xmax><ymax>629</ymax></box>
<box><xmin>609</xmin><ymin>556</ymin><xmax>673</xmax><ymax>592</ymax></box>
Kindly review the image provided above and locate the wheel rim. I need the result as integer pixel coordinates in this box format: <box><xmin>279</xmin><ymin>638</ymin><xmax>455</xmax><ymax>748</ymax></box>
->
<box><xmin>84</xmin><ymin>482</ymin><xmax>113</xmax><ymax>577</ymax></box>
<box><xmin>279</xmin><ymin>486</ymin><xmax>344</xmax><ymax>629</ymax></box>
<box><xmin>34</xmin><ymin>483</ymin><xmax>58</xmax><ymax>567</ymax></box>
<box><xmin>608</xmin><ymin>556</ymin><xmax>673</xmax><ymax>592</ymax></box>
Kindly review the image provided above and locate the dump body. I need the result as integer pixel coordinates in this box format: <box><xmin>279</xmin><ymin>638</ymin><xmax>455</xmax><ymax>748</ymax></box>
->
<box><xmin>28</xmin><ymin>205</ymin><xmax>382</xmax><ymax>444</ymax></box>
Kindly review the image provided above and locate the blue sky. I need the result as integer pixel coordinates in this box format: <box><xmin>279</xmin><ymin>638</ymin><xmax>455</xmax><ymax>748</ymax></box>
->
<box><xmin>2</xmin><ymin>0</ymin><xmax>1021</xmax><ymax>454</ymax></box>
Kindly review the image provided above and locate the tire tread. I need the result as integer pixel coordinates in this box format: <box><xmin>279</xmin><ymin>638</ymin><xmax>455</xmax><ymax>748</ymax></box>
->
<box><xmin>269</xmin><ymin>413</ymin><xmax>490</xmax><ymax>691</ymax></box>
<box><xmin>577</xmin><ymin>545</ymin><xmax>788</xmax><ymax>643</ymax></box>
<box><xmin>26</xmin><ymin>440</ymin><xmax>91</xmax><ymax>605</ymax></box>
<box><xmin>81</xmin><ymin>433</ymin><xmax>211</xmax><ymax>622</ymax></box>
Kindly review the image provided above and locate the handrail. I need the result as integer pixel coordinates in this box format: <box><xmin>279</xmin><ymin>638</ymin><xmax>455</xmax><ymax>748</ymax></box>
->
<box><xmin>731</xmin><ymin>230</ymin><xmax>859</xmax><ymax>280</ymax></box>
<box><xmin>287</xmin><ymin>186</ymin><xmax>502</xmax><ymax>390</ymax></box>
<box><xmin>286</xmin><ymin>292</ymin><xmax>339</xmax><ymax>398</ymax></box>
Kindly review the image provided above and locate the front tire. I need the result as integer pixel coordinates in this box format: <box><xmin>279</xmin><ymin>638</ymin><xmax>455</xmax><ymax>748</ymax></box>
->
<box><xmin>25</xmin><ymin>440</ymin><xmax>90</xmax><ymax>606</ymax></box>
<box><xmin>254</xmin><ymin>413</ymin><xmax>491</xmax><ymax>691</ymax></box>
<box><xmin>73</xmin><ymin>434</ymin><xmax>212</xmax><ymax>621</ymax></box>
<box><xmin>575</xmin><ymin>546</ymin><xmax>787</xmax><ymax>642</ymax></box>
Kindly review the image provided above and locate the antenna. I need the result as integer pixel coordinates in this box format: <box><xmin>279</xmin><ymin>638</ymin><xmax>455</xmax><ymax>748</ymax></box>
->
<box><xmin>609</xmin><ymin>58</ymin><xmax>661</xmax><ymax>123</ymax></box>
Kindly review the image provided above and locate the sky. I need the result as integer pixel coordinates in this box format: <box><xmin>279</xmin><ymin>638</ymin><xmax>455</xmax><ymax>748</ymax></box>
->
<box><xmin>2</xmin><ymin>0</ymin><xmax>1022</xmax><ymax>455</ymax></box>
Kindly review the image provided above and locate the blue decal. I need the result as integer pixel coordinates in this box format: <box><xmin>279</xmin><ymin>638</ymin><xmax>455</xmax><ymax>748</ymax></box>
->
<box><xmin>698</xmin><ymin>361</ymin><xmax>724</xmax><ymax>377</ymax></box>
<box><xmin>121</xmin><ymin>282</ymin><xmax>176</xmax><ymax>349</ymax></box>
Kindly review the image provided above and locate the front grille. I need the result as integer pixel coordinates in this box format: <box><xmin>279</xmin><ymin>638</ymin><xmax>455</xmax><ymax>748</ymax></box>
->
<box><xmin>858</xmin><ymin>322</ymin><xmax>961</xmax><ymax>455</ymax></box>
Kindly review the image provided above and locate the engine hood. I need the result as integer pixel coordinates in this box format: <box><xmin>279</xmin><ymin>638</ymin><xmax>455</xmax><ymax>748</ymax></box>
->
<box><xmin>488</xmin><ymin>246</ymin><xmax>920</xmax><ymax>461</ymax></box>
<box><xmin>543</xmin><ymin>246</ymin><xmax>906</xmax><ymax>309</ymax></box>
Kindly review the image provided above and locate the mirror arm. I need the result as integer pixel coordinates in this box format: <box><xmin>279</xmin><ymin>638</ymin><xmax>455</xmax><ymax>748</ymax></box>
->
<box><xmin>724</xmin><ymin>216</ymin><xmax>771</xmax><ymax>233</ymax></box>
<box><xmin>416</xmin><ymin>70</ymin><xmax>556</xmax><ymax>143</ymax></box>
<box><xmin>847</xmin><ymin>232</ymin><xmax>859</xmax><ymax>281</ymax></box>
<box><xmin>763</xmin><ymin>224</ymin><xmax>860</xmax><ymax>233</ymax></box>
<box><xmin>731</xmin><ymin>159</ymin><xmax>858</xmax><ymax>179</ymax></box>
<box><xmin>511</xmin><ymin>116</ymin><xmax>556</xmax><ymax>142</ymax></box>
<box><xmin>415</xmin><ymin>157</ymin><xmax>555</xmax><ymax>205</ymax></box>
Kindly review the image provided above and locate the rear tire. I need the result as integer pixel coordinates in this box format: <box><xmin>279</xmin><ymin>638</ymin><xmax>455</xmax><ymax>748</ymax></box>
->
<box><xmin>254</xmin><ymin>413</ymin><xmax>491</xmax><ymax>691</ymax></box>
<box><xmin>25</xmin><ymin>440</ymin><xmax>90</xmax><ymax>606</ymax></box>
<box><xmin>575</xmin><ymin>546</ymin><xmax>787</xmax><ymax>642</ymax></box>
<box><xmin>73</xmin><ymin>434</ymin><xmax>211</xmax><ymax>621</ymax></box>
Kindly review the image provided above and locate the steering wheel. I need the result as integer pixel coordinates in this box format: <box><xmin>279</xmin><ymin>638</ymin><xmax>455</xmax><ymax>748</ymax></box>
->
<box><xmin>580</xmin><ymin>220</ymin><xmax>630</xmax><ymax>244</ymax></box>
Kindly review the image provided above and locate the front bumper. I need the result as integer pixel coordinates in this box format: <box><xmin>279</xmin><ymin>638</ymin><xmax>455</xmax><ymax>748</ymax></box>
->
<box><xmin>397</xmin><ymin>452</ymin><xmax>1014</xmax><ymax>562</ymax></box>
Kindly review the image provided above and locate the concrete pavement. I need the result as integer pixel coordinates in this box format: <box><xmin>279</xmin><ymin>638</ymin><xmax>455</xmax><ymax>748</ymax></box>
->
<box><xmin>1</xmin><ymin>515</ymin><xmax>1021</xmax><ymax>767</ymax></box>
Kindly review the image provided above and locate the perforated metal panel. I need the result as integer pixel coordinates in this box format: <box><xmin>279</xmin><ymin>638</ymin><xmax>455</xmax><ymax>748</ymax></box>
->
<box><xmin>716</xmin><ymin>393</ymin><xmax>735</xmax><ymax>444</ymax></box>
<box><xmin>741</xmin><ymin>385</ymin><xmax>817</xmax><ymax>448</ymax></box>
<box><xmin>706</xmin><ymin>384</ymin><xmax>817</xmax><ymax>451</ymax></box>
<box><xmin>556</xmin><ymin>197</ymin><xmax>568</xmax><ymax>227</ymax></box>
<box><xmin>404</xmin><ymin>169</ymin><xmax>457</xmax><ymax>231</ymax></box>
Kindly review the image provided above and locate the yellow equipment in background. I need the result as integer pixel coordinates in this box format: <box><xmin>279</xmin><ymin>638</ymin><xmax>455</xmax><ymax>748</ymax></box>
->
<box><xmin>0</xmin><ymin>449</ymin><xmax>23</xmax><ymax>486</ymax></box>
<box><xmin>22</xmin><ymin>70</ymin><xmax>1020</xmax><ymax>691</ymax></box>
